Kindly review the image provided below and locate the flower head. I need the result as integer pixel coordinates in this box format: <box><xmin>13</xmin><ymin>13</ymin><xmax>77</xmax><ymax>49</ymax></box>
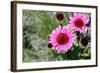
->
<box><xmin>80</xmin><ymin>37</ymin><xmax>89</xmax><ymax>48</ymax></box>
<box><xmin>69</xmin><ymin>13</ymin><xmax>89</xmax><ymax>32</ymax></box>
<box><xmin>49</xmin><ymin>25</ymin><xmax>76</xmax><ymax>53</ymax></box>
<box><xmin>55</xmin><ymin>12</ymin><xmax>64</xmax><ymax>21</ymax></box>
<box><xmin>48</xmin><ymin>43</ymin><xmax>53</xmax><ymax>48</ymax></box>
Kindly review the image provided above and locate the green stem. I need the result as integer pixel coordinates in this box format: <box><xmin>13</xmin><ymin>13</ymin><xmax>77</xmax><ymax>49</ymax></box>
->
<box><xmin>66</xmin><ymin>13</ymin><xmax>70</xmax><ymax>20</ymax></box>
<box><xmin>52</xmin><ymin>50</ymin><xmax>60</xmax><ymax>61</ymax></box>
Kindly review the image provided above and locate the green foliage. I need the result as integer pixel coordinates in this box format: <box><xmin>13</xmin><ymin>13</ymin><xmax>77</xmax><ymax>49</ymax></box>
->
<box><xmin>23</xmin><ymin>48</ymin><xmax>39</xmax><ymax>62</ymax></box>
<box><xmin>23</xmin><ymin>10</ymin><xmax>91</xmax><ymax>62</ymax></box>
<box><xmin>81</xmin><ymin>48</ymin><xmax>91</xmax><ymax>59</ymax></box>
<box><xmin>67</xmin><ymin>46</ymin><xmax>80</xmax><ymax>60</ymax></box>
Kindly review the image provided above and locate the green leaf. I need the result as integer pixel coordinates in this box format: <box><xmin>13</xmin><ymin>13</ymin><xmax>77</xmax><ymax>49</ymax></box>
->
<box><xmin>58</xmin><ymin>53</ymin><xmax>68</xmax><ymax>60</ymax></box>
<box><xmin>81</xmin><ymin>48</ymin><xmax>91</xmax><ymax>59</ymax></box>
<box><xmin>47</xmin><ymin>49</ymin><xmax>54</xmax><ymax>57</ymax></box>
<box><xmin>67</xmin><ymin>45</ymin><xmax>80</xmax><ymax>60</ymax></box>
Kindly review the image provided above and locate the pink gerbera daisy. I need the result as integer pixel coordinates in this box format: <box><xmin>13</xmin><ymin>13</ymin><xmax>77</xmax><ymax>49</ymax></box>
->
<box><xmin>69</xmin><ymin>13</ymin><xmax>89</xmax><ymax>32</ymax></box>
<box><xmin>49</xmin><ymin>25</ymin><xmax>76</xmax><ymax>53</ymax></box>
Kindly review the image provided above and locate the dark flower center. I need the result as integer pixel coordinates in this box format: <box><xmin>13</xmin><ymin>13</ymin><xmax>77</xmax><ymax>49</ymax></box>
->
<box><xmin>56</xmin><ymin>12</ymin><xmax>64</xmax><ymax>21</ymax></box>
<box><xmin>81</xmin><ymin>37</ymin><xmax>88</xmax><ymax>46</ymax></box>
<box><xmin>57</xmin><ymin>33</ymin><xmax>69</xmax><ymax>45</ymax></box>
<box><xmin>75</xmin><ymin>19</ymin><xmax>83</xmax><ymax>28</ymax></box>
<box><xmin>48</xmin><ymin>43</ymin><xmax>53</xmax><ymax>48</ymax></box>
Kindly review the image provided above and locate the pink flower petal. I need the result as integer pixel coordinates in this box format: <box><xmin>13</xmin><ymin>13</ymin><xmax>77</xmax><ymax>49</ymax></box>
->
<box><xmin>49</xmin><ymin>25</ymin><xmax>76</xmax><ymax>53</ymax></box>
<box><xmin>69</xmin><ymin>13</ymin><xmax>89</xmax><ymax>32</ymax></box>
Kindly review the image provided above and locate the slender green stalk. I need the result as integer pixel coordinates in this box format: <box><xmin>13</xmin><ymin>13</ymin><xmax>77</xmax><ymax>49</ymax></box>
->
<box><xmin>52</xmin><ymin>50</ymin><xmax>60</xmax><ymax>61</ymax></box>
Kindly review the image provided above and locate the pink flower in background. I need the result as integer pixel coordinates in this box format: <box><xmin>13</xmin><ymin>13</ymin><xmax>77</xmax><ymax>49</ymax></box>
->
<box><xmin>69</xmin><ymin>13</ymin><xmax>89</xmax><ymax>32</ymax></box>
<box><xmin>49</xmin><ymin>26</ymin><xmax>76</xmax><ymax>53</ymax></box>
